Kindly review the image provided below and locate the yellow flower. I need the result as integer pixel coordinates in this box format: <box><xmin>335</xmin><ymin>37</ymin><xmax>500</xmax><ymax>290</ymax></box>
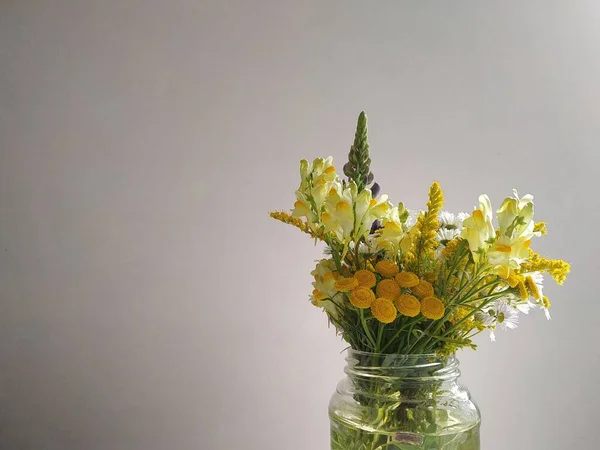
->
<box><xmin>354</xmin><ymin>269</ymin><xmax>377</xmax><ymax>288</ymax></box>
<box><xmin>408</xmin><ymin>181</ymin><xmax>444</xmax><ymax>263</ymax></box>
<box><xmin>354</xmin><ymin>189</ymin><xmax>392</xmax><ymax>239</ymax></box>
<box><xmin>525</xmin><ymin>276</ymin><xmax>541</xmax><ymax>300</ymax></box>
<box><xmin>321</xmin><ymin>180</ymin><xmax>356</xmax><ymax>244</ymax></box>
<box><xmin>494</xmin><ymin>266</ymin><xmax>521</xmax><ymax>288</ymax></box>
<box><xmin>497</xmin><ymin>190</ymin><xmax>535</xmax><ymax>240</ymax></box>
<box><xmin>312</xmin><ymin>289</ymin><xmax>327</xmax><ymax>302</ymax></box>
<box><xmin>395</xmin><ymin>294</ymin><xmax>421</xmax><ymax>317</ymax></box>
<box><xmin>411</xmin><ymin>279</ymin><xmax>434</xmax><ymax>298</ymax></box>
<box><xmin>394</xmin><ymin>272</ymin><xmax>420</xmax><ymax>288</ymax></box>
<box><xmin>375</xmin><ymin>260</ymin><xmax>399</xmax><ymax>278</ymax></box>
<box><xmin>291</xmin><ymin>191</ymin><xmax>317</xmax><ymax>224</ymax></box>
<box><xmin>421</xmin><ymin>296</ymin><xmax>445</xmax><ymax>320</ymax></box>
<box><xmin>311</xmin><ymin>259</ymin><xmax>340</xmax><ymax>298</ymax></box>
<box><xmin>517</xmin><ymin>280</ymin><xmax>529</xmax><ymax>300</ymax></box>
<box><xmin>371</xmin><ymin>298</ymin><xmax>397</xmax><ymax>324</ymax></box>
<box><xmin>334</xmin><ymin>277</ymin><xmax>359</xmax><ymax>292</ymax></box>
<box><xmin>376</xmin><ymin>279</ymin><xmax>401</xmax><ymax>300</ymax></box>
<box><xmin>542</xmin><ymin>295</ymin><xmax>551</xmax><ymax>309</ymax></box>
<box><xmin>349</xmin><ymin>287</ymin><xmax>376</xmax><ymax>309</ymax></box>
<box><xmin>520</xmin><ymin>251</ymin><xmax>570</xmax><ymax>285</ymax></box>
<box><xmin>461</xmin><ymin>194</ymin><xmax>495</xmax><ymax>262</ymax></box>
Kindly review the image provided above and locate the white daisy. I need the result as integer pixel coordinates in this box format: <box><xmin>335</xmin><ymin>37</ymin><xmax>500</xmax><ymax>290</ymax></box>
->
<box><xmin>478</xmin><ymin>299</ymin><xmax>520</xmax><ymax>341</ymax></box>
<box><xmin>438</xmin><ymin>211</ymin><xmax>457</xmax><ymax>228</ymax></box>
<box><xmin>437</xmin><ymin>227</ymin><xmax>460</xmax><ymax>244</ymax></box>
<box><xmin>438</xmin><ymin>211</ymin><xmax>469</xmax><ymax>231</ymax></box>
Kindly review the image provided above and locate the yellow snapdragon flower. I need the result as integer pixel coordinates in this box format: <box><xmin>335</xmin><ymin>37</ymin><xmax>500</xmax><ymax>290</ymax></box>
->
<box><xmin>461</xmin><ymin>194</ymin><xmax>495</xmax><ymax>262</ymax></box>
<box><xmin>488</xmin><ymin>191</ymin><xmax>539</xmax><ymax>270</ymax></box>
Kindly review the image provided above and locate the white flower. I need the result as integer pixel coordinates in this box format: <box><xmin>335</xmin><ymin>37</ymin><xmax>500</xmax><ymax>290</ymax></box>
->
<box><xmin>438</xmin><ymin>211</ymin><xmax>456</xmax><ymax>228</ymax></box>
<box><xmin>437</xmin><ymin>227</ymin><xmax>460</xmax><ymax>244</ymax></box>
<box><xmin>478</xmin><ymin>299</ymin><xmax>520</xmax><ymax>341</ymax></box>
<box><xmin>438</xmin><ymin>211</ymin><xmax>468</xmax><ymax>230</ymax></box>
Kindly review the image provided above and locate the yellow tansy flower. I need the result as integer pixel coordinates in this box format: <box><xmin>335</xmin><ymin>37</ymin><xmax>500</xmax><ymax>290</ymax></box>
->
<box><xmin>334</xmin><ymin>277</ymin><xmax>359</xmax><ymax>292</ymax></box>
<box><xmin>525</xmin><ymin>276</ymin><xmax>541</xmax><ymax>300</ymax></box>
<box><xmin>411</xmin><ymin>279</ymin><xmax>434</xmax><ymax>298</ymax></box>
<box><xmin>421</xmin><ymin>296</ymin><xmax>445</xmax><ymax>320</ymax></box>
<box><xmin>354</xmin><ymin>269</ymin><xmax>377</xmax><ymax>288</ymax></box>
<box><xmin>375</xmin><ymin>260</ymin><xmax>400</xmax><ymax>278</ymax></box>
<box><xmin>395</xmin><ymin>294</ymin><xmax>421</xmax><ymax>317</ymax></box>
<box><xmin>371</xmin><ymin>298</ymin><xmax>397</xmax><ymax>324</ymax></box>
<box><xmin>349</xmin><ymin>287</ymin><xmax>376</xmax><ymax>309</ymax></box>
<box><xmin>395</xmin><ymin>271</ymin><xmax>420</xmax><ymax>288</ymax></box>
<box><xmin>376</xmin><ymin>279</ymin><xmax>401</xmax><ymax>300</ymax></box>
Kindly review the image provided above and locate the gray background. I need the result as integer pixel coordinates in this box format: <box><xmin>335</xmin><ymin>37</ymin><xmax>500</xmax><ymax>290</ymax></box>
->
<box><xmin>1</xmin><ymin>1</ymin><xmax>599</xmax><ymax>449</ymax></box>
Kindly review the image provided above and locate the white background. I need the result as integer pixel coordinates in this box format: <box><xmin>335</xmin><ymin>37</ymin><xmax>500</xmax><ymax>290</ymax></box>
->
<box><xmin>1</xmin><ymin>1</ymin><xmax>599</xmax><ymax>449</ymax></box>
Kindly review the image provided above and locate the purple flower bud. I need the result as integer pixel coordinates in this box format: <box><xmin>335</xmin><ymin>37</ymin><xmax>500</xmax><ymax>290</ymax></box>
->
<box><xmin>370</xmin><ymin>182</ymin><xmax>380</xmax><ymax>198</ymax></box>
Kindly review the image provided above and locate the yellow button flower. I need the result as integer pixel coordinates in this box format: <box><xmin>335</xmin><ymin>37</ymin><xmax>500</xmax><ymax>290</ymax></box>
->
<box><xmin>394</xmin><ymin>272</ymin><xmax>420</xmax><ymax>288</ymax></box>
<box><xmin>349</xmin><ymin>287</ymin><xmax>376</xmax><ymax>309</ymax></box>
<box><xmin>375</xmin><ymin>260</ymin><xmax>400</xmax><ymax>278</ymax></box>
<box><xmin>411</xmin><ymin>279</ymin><xmax>434</xmax><ymax>298</ymax></box>
<box><xmin>371</xmin><ymin>298</ymin><xmax>397</xmax><ymax>324</ymax></box>
<box><xmin>395</xmin><ymin>294</ymin><xmax>421</xmax><ymax>317</ymax></box>
<box><xmin>421</xmin><ymin>296</ymin><xmax>445</xmax><ymax>320</ymax></box>
<box><xmin>376</xmin><ymin>279</ymin><xmax>401</xmax><ymax>300</ymax></box>
<box><xmin>353</xmin><ymin>269</ymin><xmax>377</xmax><ymax>288</ymax></box>
<box><xmin>334</xmin><ymin>277</ymin><xmax>359</xmax><ymax>292</ymax></box>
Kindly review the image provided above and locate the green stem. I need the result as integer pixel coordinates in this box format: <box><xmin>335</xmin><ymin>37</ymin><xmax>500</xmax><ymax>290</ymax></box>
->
<box><xmin>360</xmin><ymin>309</ymin><xmax>377</xmax><ymax>349</ymax></box>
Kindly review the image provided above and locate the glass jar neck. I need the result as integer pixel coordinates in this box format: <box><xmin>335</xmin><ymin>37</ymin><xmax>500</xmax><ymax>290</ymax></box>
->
<box><xmin>345</xmin><ymin>350</ymin><xmax>460</xmax><ymax>387</ymax></box>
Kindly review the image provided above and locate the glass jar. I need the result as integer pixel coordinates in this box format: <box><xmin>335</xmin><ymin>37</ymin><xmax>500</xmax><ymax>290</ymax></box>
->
<box><xmin>329</xmin><ymin>350</ymin><xmax>480</xmax><ymax>450</ymax></box>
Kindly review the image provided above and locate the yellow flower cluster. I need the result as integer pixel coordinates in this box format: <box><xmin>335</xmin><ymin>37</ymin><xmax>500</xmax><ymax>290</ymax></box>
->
<box><xmin>407</xmin><ymin>182</ymin><xmax>444</xmax><ymax>267</ymax></box>
<box><xmin>269</xmin><ymin>211</ymin><xmax>326</xmax><ymax>240</ymax></box>
<box><xmin>333</xmin><ymin>264</ymin><xmax>447</xmax><ymax>324</ymax></box>
<box><xmin>271</xmin><ymin>118</ymin><xmax>572</xmax><ymax>355</ymax></box>
<box><xmin>520</xmin><ymin>251</ymin><xmax>570</xmax><ymax>285</ymax></box>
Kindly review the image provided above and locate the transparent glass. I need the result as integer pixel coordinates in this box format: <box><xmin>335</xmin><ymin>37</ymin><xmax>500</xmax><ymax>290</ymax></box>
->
<box><xmin>329</xmin><ymin>350</ymin><xmax>480</xmax><ymax>450</ymax></box>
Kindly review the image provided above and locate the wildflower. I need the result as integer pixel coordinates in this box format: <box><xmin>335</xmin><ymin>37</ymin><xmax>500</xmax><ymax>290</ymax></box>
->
<box><xmin>411</xmin><ymin>279</ymin><xmax>434</xmax><ymax>298</ymax></box>
<box><xmin>541</xmin><ymin>295</ymin><xmax>552</xmax><ymax>320</ymax></box>
<box><xmin>349</xmin><ymin>287</ymin><xmax>376</xmax><ymax>309</ymax></box>
<box><xmin>311</xmin><ymin>259</ymin><xmax>339</xmax><ymax>299</ymax></box>
<box><xmin>461</xmin><ymin>194</ymin><xmax>495</xmax><ymax>262</ymax></box>
<box><xmin>484</xmin><ymin>299</ymin><xmax>519</xmax><ymax>341</ymax></box>
<box><xmin>409</xmin><ymin>182</ymin><xmax>445</xmax><ymax>262</ymax></box>
<box><xmin>353</xmin><ymin>270</ymin><xmax>377</xmax><ymax>288</ymax></box>
<box><xmin>439</xmin><ymin>211</ymin><xmax>469</xmax><ymax>230</ymax></box>
<box><xmin>497</xmin><ymin>190</ymin><xmax>536</xmax><ymax>241</ymax></box>
<box><xmin>421</xmin><ymin>296</ymin><xmax>445</xmax><ymax>320</ymax></box>
<box><xmin>376</xmin><ymin>279</ymin><xmax>401</xmax><ymax>300</ymax></box>
<box><xmin>395</xmin><ymin>294</ymin><xmax>421</xmax><ymax>317</ymax></box>
<box><xmin>437</xmin><ymin>227</ymin><xmax>460</xmax><ymax>245</ymax></box>
<box><xmin>525</xmin><ymin>275</ymin><xmax>541</xmax><ymax>300</ymax></box>
<box><xmin>375</xmin><ymin>260</ymin><xmax>400</xmax><ymax>278</ymax></box>
<box><xmin>394</xmin><ymin>272</ymin><xmax>420</xmax><ymax>288</ymax></box>
<box><xmin>334</xmin><ymin>277</ymin><xmax>359</xmax><ymax>292</ymax></box>
<box><xmin>371</xmin><ymin>298</ymin><xmax>397</xmax><ymax>323</ymax></box>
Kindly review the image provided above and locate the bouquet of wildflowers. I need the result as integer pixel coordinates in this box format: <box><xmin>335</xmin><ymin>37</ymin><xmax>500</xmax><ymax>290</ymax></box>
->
<box><xmin>270</xmin><ymin>112</ymin><xmax>570</xmax><ymax>356</ymax></box>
